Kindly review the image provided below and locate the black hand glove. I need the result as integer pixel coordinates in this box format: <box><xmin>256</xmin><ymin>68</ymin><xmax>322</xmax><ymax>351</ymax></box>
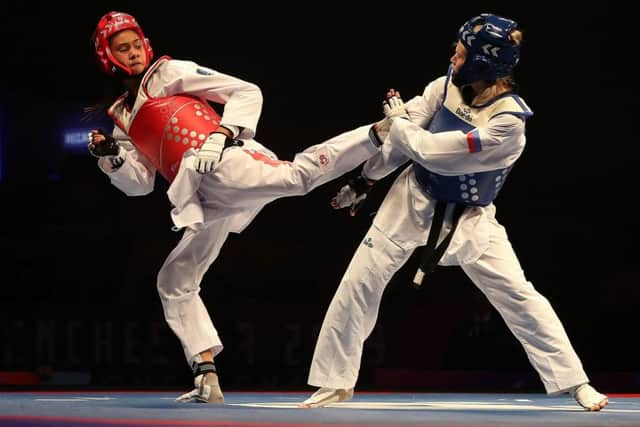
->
<box><xmin>88</xmin><ymin>129</ymin><xmax>120</xmax><ymax>157</ymax></box>
<box><xmin>330</xmin><ymin>175</ymin><xmax>375</xmax><ymax>216</ymax></box>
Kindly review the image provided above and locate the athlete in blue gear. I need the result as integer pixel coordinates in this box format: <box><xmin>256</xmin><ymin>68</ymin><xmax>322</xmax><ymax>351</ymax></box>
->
<box><xmin>300</xmin><ymin>13</ymin><xmax>609</xmax><ymax>411</ymax></box>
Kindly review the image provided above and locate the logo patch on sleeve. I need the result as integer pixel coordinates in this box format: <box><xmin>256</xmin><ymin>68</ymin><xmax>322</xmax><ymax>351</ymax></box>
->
<box><xmin>316</xmin><ymin>147</ymin><xmax>331</xmax><ymax>172</ymax></box>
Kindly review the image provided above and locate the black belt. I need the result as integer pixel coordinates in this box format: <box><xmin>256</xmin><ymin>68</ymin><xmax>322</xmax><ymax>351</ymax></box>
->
<box><xmin>412</xmin><ymin>201</ymin><xmax>466</xmax><ymax>288</ymax></box>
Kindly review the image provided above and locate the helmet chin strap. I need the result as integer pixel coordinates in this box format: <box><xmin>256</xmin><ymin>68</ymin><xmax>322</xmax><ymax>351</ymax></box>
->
<box><xmin>460</xmin><ymin>85</ymin><xmax>476</xmax><ymax>105</ymax></box>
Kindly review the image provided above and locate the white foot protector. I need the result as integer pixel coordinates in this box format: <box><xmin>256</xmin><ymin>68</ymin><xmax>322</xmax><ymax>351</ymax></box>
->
<box><xmin>571</xmin><ymin>383</ymin><xmax>608</xmax><ymax>411</ymax></box>
<box><xmin>176</xmin><ymin>372</ymin><xmax>224</xmax><ymax>404</ymax></box>
<box><xmin>298</xmin><ymin>387</ymin><xmax>354</xmax><ymax>408</ymax></box>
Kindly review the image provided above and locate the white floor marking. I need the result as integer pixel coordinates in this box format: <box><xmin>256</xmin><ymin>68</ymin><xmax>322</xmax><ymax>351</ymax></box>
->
<box><xmin>35</xmin><ymin>397</ymin><xmax>114</xmax><ymax>402</ymax></box>
<box><xmin>230</xmin><ymin>400</ymin><xmax>640</xmax><ymax>413</ymax></box>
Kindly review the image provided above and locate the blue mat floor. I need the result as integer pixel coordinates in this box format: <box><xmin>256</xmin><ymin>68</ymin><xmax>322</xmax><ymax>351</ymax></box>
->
<box><xmin>1</xmin><ymin>391</ymin><xmax>638</xmax><ymax>426</ymax></box>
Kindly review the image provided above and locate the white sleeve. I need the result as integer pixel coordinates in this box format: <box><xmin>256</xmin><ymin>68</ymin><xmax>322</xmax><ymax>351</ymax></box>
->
<box><xmin>362</xmin><ymin>139</ymin><xmax>410</xmax><ymax>181</ymax></box>
<box><xmin>150</xmin><ymin>59</ymin><xmax>263</xmax><ymax>139</ymax></box>
<box><xmin>388</xmin><ymin>113</ymin><xmax>526</xmax><ymax>175</ymax></box>
<box><xmin>97</xmin><ymin>130</ymin><xmax>156</xmax><ymax>196</ymax></box>
<box><xmin>404</xmin><ymin>76</ymin><xmax>446</xmax><ymax>129</ymax></box>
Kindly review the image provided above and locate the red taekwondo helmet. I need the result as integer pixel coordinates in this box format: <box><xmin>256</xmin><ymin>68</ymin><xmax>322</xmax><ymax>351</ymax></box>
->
<box><xmin>92</xmin><ymin>11</ymin><xmax>154</xmax><ymax>76</ymax></box>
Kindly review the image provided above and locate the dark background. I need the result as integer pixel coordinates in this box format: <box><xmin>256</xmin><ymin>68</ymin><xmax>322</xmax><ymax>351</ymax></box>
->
<box><xmin>0</xmin><ymin>1</ymin><xmax>637</xmax><ymax>393</ymax></box>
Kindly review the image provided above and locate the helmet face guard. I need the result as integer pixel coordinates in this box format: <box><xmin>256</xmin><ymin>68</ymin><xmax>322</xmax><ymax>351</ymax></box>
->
<box><xmin>452</xmin><ymin>13</ymin><xmax>520</xmax><ymax>87</ymax></box>
<box><xmin>93</xmin><ymin>11</ymin><xmax>154</xmax><ymax>76</ymax></box>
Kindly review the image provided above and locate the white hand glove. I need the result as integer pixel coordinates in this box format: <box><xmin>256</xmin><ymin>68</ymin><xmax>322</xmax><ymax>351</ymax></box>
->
<box><xmin>195</xmin><ymin>132</ymin><xmax>227</xmax><ymax>174</ymax></box>
<box><xmin>383</xmin><ymin>95</ymin><xmax>409</xmax><ymax>121</ymax></box>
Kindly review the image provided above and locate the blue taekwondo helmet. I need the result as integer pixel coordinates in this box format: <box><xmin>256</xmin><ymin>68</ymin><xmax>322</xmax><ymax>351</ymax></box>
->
<box><xmin>452</xmin><ymin>13</ymin><xmax>521</xmax><ymax>87</ymax></box>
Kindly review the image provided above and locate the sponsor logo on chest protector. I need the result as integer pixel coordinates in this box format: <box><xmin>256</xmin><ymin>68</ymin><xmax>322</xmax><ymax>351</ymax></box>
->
<box><xmin>455</xmin><ymin>106</ymin><xmax>473</xmax><ymax>121</ymax></box>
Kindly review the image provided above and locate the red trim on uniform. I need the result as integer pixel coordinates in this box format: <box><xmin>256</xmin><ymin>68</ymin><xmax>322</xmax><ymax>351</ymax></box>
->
<box><xmin>466</xmin><ymin>132</ymin><xmax>475</xmax><ymax>152</ymax></box>
<box><xmin>243</xmin><ymin>150</ymin><xmax>290</xmax><ymax>167</ymax></box>
<box><xmin>466</xmin><ymin>129</ymin><xmax>482</xmax><ymax>153</ymax></box>
<box><xmin>141</xmin><ymin>56</ymin><xmax>172</xmax><ymax>99</ymax></box>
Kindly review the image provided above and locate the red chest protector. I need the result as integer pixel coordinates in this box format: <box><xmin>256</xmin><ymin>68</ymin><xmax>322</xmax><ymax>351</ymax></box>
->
<box><xmin>127</xmin><ymin>94</ymin><xmax>221</xmax><ymax>182</ymax></box>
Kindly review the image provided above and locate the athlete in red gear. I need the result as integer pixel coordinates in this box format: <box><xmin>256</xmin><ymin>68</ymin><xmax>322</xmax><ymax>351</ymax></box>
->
<box><xmin>87</xmin><ymin>11</ymin><xmax>382</xmax><ymax>403</ymax></box>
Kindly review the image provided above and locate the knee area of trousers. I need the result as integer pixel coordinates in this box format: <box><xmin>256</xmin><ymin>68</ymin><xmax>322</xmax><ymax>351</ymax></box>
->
<box><xmin>156</xmin><ymin>281</ymin><xmax>199</xmax><ymax>301</ymax></box>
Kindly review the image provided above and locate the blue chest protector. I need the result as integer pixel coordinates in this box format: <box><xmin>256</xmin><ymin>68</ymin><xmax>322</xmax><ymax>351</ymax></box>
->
<box><xmin>413</xmin><ymin>74</ymin><xmax>533</xmax><ymax>207</ymax></box>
